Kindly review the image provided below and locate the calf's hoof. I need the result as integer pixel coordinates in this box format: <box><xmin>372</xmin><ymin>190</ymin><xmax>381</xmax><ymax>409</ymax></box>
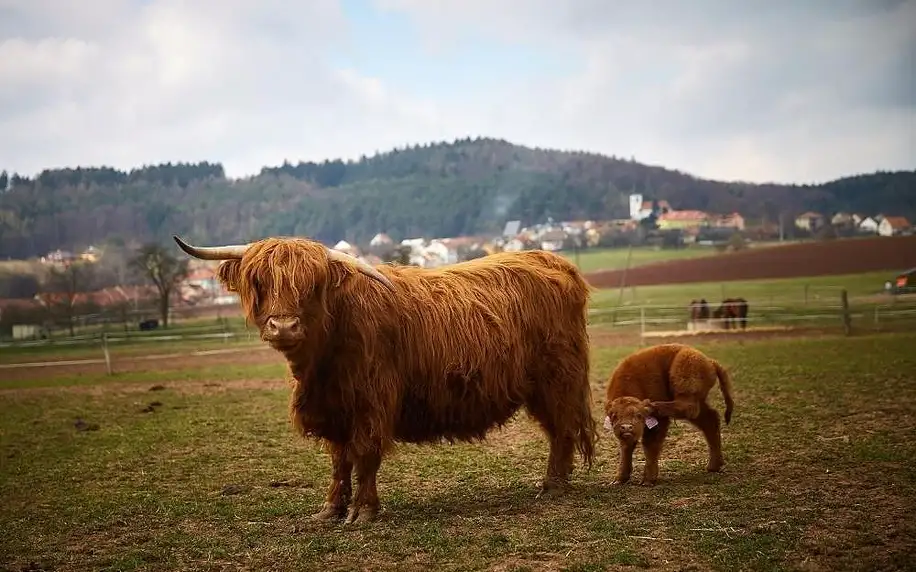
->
<box><xmin>706</xmin><ymin>458</ymin><xmax>725</xmax><ymax>473</ymax></box>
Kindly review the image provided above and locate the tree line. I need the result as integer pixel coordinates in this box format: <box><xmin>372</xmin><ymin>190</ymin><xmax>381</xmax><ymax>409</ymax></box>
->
<box><xmin>1</xmin><ymin>137</ymin><xmax>914</xmax><ymax>260</ymax></box>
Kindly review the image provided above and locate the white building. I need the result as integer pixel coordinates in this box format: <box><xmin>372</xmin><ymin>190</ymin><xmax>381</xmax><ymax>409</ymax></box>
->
<box><xmin>859</xmin><ymin>217</ymin><xmax>879</xmax><ymax>233</ymax></box>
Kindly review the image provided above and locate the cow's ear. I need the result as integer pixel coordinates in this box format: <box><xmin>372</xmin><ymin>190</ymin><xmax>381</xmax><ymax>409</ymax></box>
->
<box><xmin>216</xmin><ymin>260</ymin><xmax>242</xmax><ymax>292</ymax></box>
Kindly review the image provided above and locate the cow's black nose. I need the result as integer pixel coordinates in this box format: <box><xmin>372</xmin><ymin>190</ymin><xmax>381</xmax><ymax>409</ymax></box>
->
<box><xmin>266</xmin><ymin>316</ymin><xmax>300</xmax><ymax>336</ymax></box>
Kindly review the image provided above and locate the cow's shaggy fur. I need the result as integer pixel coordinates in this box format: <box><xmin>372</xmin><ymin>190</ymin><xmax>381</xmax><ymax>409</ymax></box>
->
<box><xmin>603</xmin><ymin>343</ymin><xmax>734</xmax><ymax>486</ymax></box>
<box><xmin>177</xmin><ymin>236</ymin><xmax>597</xmax><ymax>524</ymax></box>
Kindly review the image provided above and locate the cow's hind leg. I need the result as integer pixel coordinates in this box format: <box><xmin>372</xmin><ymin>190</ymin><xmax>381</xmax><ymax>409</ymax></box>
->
<box><xmin>525</xmin><ymin>391</ymin><xmax>576</xmax><ymax>497</ymax></box>
<box><xmin>688</xmin><ymin>402</ymin><xmax>725</xmax><ymax>473</ymax></box>
<box><xmin>344</xmin><ymin>449</ymin><xmax>382</xmax><ymax>524</ymax></box>
<box><xmin>648</xmin><ymin>397</ymin><xmax>700</xmax><ymax>420</ymax></box>
<box><xmin>313</xmin><ymin>442</ymin><xmax>352</xmax><ymax>521</ymax></box>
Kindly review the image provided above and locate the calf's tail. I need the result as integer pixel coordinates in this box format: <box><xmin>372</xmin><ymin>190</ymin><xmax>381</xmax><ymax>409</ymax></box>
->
<box><xmin>713</xmin><ymin>361</ymin><xmax>735</xmax><ymax>424</ymax></box>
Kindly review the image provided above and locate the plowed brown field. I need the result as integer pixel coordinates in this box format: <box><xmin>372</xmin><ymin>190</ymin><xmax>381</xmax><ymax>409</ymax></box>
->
<box><xmin>584</xmin><ymin>235</ymin><xmax>916</xmax><ymax>288</ymax></box>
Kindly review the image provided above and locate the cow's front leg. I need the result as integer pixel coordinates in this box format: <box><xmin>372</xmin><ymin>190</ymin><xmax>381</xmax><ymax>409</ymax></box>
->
<box><xmin>313</xmin><ymin>442</ymin><xmax>352</xmax><ymax>521</ymax></box>
<box><xmin>344</xmin><ymin>449</ymin><xmax>382</xmax><ymax>525</ymax></box>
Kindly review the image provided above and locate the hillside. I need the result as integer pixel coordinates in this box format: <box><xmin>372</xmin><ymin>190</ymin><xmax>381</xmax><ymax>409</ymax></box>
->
<box><xmin>1</xmin><ymin>137</ymin><xmax>914</xmax><ymax>259</ymax></box>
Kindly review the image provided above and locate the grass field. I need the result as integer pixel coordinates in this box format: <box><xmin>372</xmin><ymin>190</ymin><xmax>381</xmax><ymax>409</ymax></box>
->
<box><xmin>589</xmin><ymin>271</ymin><xmax>892</xmax><ymax>310</ymax></box>
<box><xmin>2</xmin><ymin>328</ymin><xmax>915</xmax><ymax>571</ymax></box>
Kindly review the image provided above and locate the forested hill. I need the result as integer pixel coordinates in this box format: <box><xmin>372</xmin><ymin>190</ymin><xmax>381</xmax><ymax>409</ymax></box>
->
<box><xmin>1</xmin><ymin>137</ymin><xmax>914</xmax><ymax>259</ymax></box>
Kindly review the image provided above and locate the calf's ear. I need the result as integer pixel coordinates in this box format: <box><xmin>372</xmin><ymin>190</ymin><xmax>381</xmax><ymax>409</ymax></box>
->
<box><xmin>640</xmin><ymin>398</ymin><xmax>655</xmax><ymax>416</ymax></box>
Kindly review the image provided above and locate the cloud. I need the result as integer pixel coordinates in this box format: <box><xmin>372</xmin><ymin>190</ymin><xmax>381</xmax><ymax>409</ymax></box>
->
<box><xmin>375</xmin><ymin>0</ymin><xmax>916</xmax><ymax>183</ymax></box>
<box><xmin>0</xmin><ymin>0</ymin><xmax>458</xmax><ymax>176</ymax></box>
<box><xmin>0</xmin><ymin>0</ymin><xmax>913</xmax><ymax>184</ymax></box>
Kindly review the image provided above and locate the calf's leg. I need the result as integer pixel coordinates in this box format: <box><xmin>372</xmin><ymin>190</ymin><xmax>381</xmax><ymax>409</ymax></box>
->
<box><xmin>612</xmin><ymin>439</ymin><xmax>637</xmax><ymax>485</ymax></box>
<box><xmin>688</xmin><ymin>402</ymin><xmax>725</xmax><ymax>472</ymax></box>
<box><xmin>640</xmin><ymin>417</ymin><xmax>671</xmax><ymax>486</ymax></box>
<box><xmin>648</xmin><ymin>397</ymin><xmax>701</xmax><ymax>420</ymax></box>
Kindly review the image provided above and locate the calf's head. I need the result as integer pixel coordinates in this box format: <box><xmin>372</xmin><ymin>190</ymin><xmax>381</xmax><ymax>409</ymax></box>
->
<box><xmin>605</xmin><ymin>396</ymin><xmax>654</xmax><ymax>444</ymax></box>
<box><xmin>173</xmin><ymin>235</ymin><xmax>394</xmax><ymax>351</ymax></box>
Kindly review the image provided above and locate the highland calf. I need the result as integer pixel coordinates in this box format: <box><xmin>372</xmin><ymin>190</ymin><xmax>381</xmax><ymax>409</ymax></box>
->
<box><xmin>174</xmin><ymin>235</ymin><xmax>597</xmax><ymax>524</ymax></box>
<box><xmin>603</xmin><ymin>343</ymin><xmax>734</xmax><ymax>486</ymax></box>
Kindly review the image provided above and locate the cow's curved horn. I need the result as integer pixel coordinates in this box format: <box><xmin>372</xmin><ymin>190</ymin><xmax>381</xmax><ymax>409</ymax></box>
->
<box><xmin>173</xmin><ymin>235</ymin><xmax>250</xmax><ymax>260</ymax></box>
<box><xmin>326</xmin><ymin>249</ymin><xmax>396</xmax><ymax>292</ymax></box>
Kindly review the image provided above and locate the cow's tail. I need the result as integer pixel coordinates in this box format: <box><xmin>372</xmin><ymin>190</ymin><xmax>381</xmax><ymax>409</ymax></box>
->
<box><xmin>713</xmin><ymin>360</ymin><xmax>735</xmax><ymax>424</ymax></box>
<box><xmin>576</xmin><ymin>386</ymin><xmax>598</xmax><ymax>470</ymax></box>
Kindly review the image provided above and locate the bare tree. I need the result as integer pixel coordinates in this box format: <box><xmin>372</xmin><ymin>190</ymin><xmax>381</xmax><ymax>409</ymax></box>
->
<box><xmin>40</xmin><ymin>261</ymin><xmax>96</xmax><ymax>336</ymax></box>
<box><xmin>130</xmin><ymin>243</ymin><xmax>189</xmax><ymax>328</ymax></box>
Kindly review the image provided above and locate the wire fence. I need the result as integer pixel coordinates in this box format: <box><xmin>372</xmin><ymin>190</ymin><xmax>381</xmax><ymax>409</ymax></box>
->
<box><xmin>0</xmin><ymin>319</ymin><xmax>264</xmax><ymax>375</ymax></box>
<box><xmin>588</xmin><ymin>294</ymin><xmax>916</xmax><ymax>340</ymax></box>
<box><xmin>3</xmin><ymin>291</ymin><xmax>915</xmax><ymax>376</ymax></box>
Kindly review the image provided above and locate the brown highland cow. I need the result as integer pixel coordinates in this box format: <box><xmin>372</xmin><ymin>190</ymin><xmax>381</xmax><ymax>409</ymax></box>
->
<box><xmin>174</xmin><ymin>235</ymin><xmax>597</xmax><ymax>524</ymax></box>
<box><xmin>603</xmin><ymin>343</ymin><xmax>734</xmax><ymax>486</ymax></box>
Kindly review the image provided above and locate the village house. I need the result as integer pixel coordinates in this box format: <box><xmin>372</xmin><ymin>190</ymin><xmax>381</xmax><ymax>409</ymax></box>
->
<box><xmin>80</xmin><ymin>246</ymin><xmax>102</xmax><ymax>263</ymax></box>
<box><xmin>637</xmin><ymin>199</ymin><xmax>672</xmax><ymax>219</ymax></box>
<box><xmin>712</xmin><ymin>212</ymin><xmax>745</xmax><ymax>230</ymax></box>
<box><xmin>40</xmin><ymin>249</ymin><xmax>76</xmax><ymax>265</ymax></box>
<box><xmin>369</xmin><ymin>233</ymin><xmax>393</xmax><ymax>247</ymax></box>
<box><xmin>859</xmin><ymin>217</ymin><xmax>879</xmax><ymax>233</ymax></box>
<box><xmin>502</xmin><ymin>237</ymin><xmax>527</xmax><ymax>252</ymax></box>
<box><xmin>794</xmin><ymin>212</ymin><xmax>825</xmax><ymax>232</ymax></box>
<box><xmin>657</xmin><ymin>210</ymin><xmax>710</xmax><ymax>230</ymax></box>
<box><xmin>878</xmin><ymin>216</ymin><xmax>912</xmax><ymax>237</ymax></box>
<box><xmin>332</xmin><ymin>240</ymin><xmax>360</xmax><ymax>257</ymax></box>
<box><xmin>538</xmin><ymin>229</ymin><xmax>568</xmax><ymax>251</ymax></box>
<box><xmin>830</xmin><ymin>212</ymin><xmax>858</xmax><ymax>228</ymax></box>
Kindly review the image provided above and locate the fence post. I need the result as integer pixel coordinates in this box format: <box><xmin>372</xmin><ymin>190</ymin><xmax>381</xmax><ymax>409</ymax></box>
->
<box><xmin>101</xmin><ymin>332</ymin><xmax>112</xmax><ymax>375</ymax></box>
<box><xmin>873</xmin><ymin>306</ymin><xmax>880</xmax><ymax>332</ymax></box>
<box><xmin>840</xmin><ymin>289</ymin><xmax>852</xmax><ymax>336</ymax></box>
<box><xmin>639</xmin><ymin>306</ymin><xmax>646</xmax><ymax>345</ymax></box>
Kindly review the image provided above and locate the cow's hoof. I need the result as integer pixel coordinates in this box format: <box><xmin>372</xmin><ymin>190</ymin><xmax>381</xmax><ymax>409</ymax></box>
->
<box><xmin>611</xmin><ymin>477</ymin><xmax>630</xmax><ymax>486</ymax></box>
<box><xmin>344</xmin><ymin>505</ymin><xmax>378</xmax><ymax>525</ymax></box>
<box><xmin>312</xmin><ymin>503</ymin><xmax>345</xmax><ymax>522</ymax></box>
<box><xmin>536</xmin><ymin>482</ymin><xmax>568</xmax><ymax>499</ymax></box>
<box><xmin>706</xmin><ymin>459</ymin><xmax>725</xmax><ymax>473</ymax></box>
<box><xmin>639</xmin><ymin>479</ymin><xmax>657</xmax><ymax>487</ymax></box>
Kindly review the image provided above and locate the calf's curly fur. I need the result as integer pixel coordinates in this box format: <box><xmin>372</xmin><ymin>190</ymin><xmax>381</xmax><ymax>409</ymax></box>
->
<box><xmin>175</xmin><ymin>235</ymin><xmax>597</xmax><ymax>524</ymax></box>
<box><xmin>603</xmin><ymin>343</ymin><xmax>734</xmax><ymax>486</ymax></box>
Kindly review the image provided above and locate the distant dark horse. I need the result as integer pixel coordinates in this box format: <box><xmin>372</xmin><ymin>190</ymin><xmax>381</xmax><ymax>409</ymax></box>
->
<box><xmin>688</xmin><ymin>298</ymin><xmax>710</xmax><ymax>325</ymax></box>
<box><xmin>713</xmin><ymin>298</ymin><xmax>748</xmax><ymax>330</ymax></box>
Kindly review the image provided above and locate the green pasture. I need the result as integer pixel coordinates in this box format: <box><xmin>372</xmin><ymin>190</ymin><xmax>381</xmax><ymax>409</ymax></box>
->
<box><xmin>587</xmin><ymin>271</ymin><xmax>915</xmax><ymax>331</ymax></box>
<box><xmin>3</xmin><ymin>270</ymin><xmax>912</xmax><ymax>365</ymax></box>
<box><xmin>2</xmin><ymin>331</ymin><xmax>914</xmax><ymax>571</ymax></box>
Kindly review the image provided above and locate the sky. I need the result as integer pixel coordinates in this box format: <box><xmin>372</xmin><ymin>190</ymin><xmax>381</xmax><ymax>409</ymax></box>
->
<box><xmin>0</xmin><ymin>0</ymin><xmax>913</xmax><ymax>184</ymax></box>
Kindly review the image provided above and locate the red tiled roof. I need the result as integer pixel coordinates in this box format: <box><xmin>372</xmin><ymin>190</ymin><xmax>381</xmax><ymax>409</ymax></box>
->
<box><xmin>883</xmin><ymin>216</ymin><xmax>911</xmax><ymax>229</ymax></box>
<box><xmin>658</xmin><ymin>210</ymin><xmax>708</xmax><ymax>221</ymax></box>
